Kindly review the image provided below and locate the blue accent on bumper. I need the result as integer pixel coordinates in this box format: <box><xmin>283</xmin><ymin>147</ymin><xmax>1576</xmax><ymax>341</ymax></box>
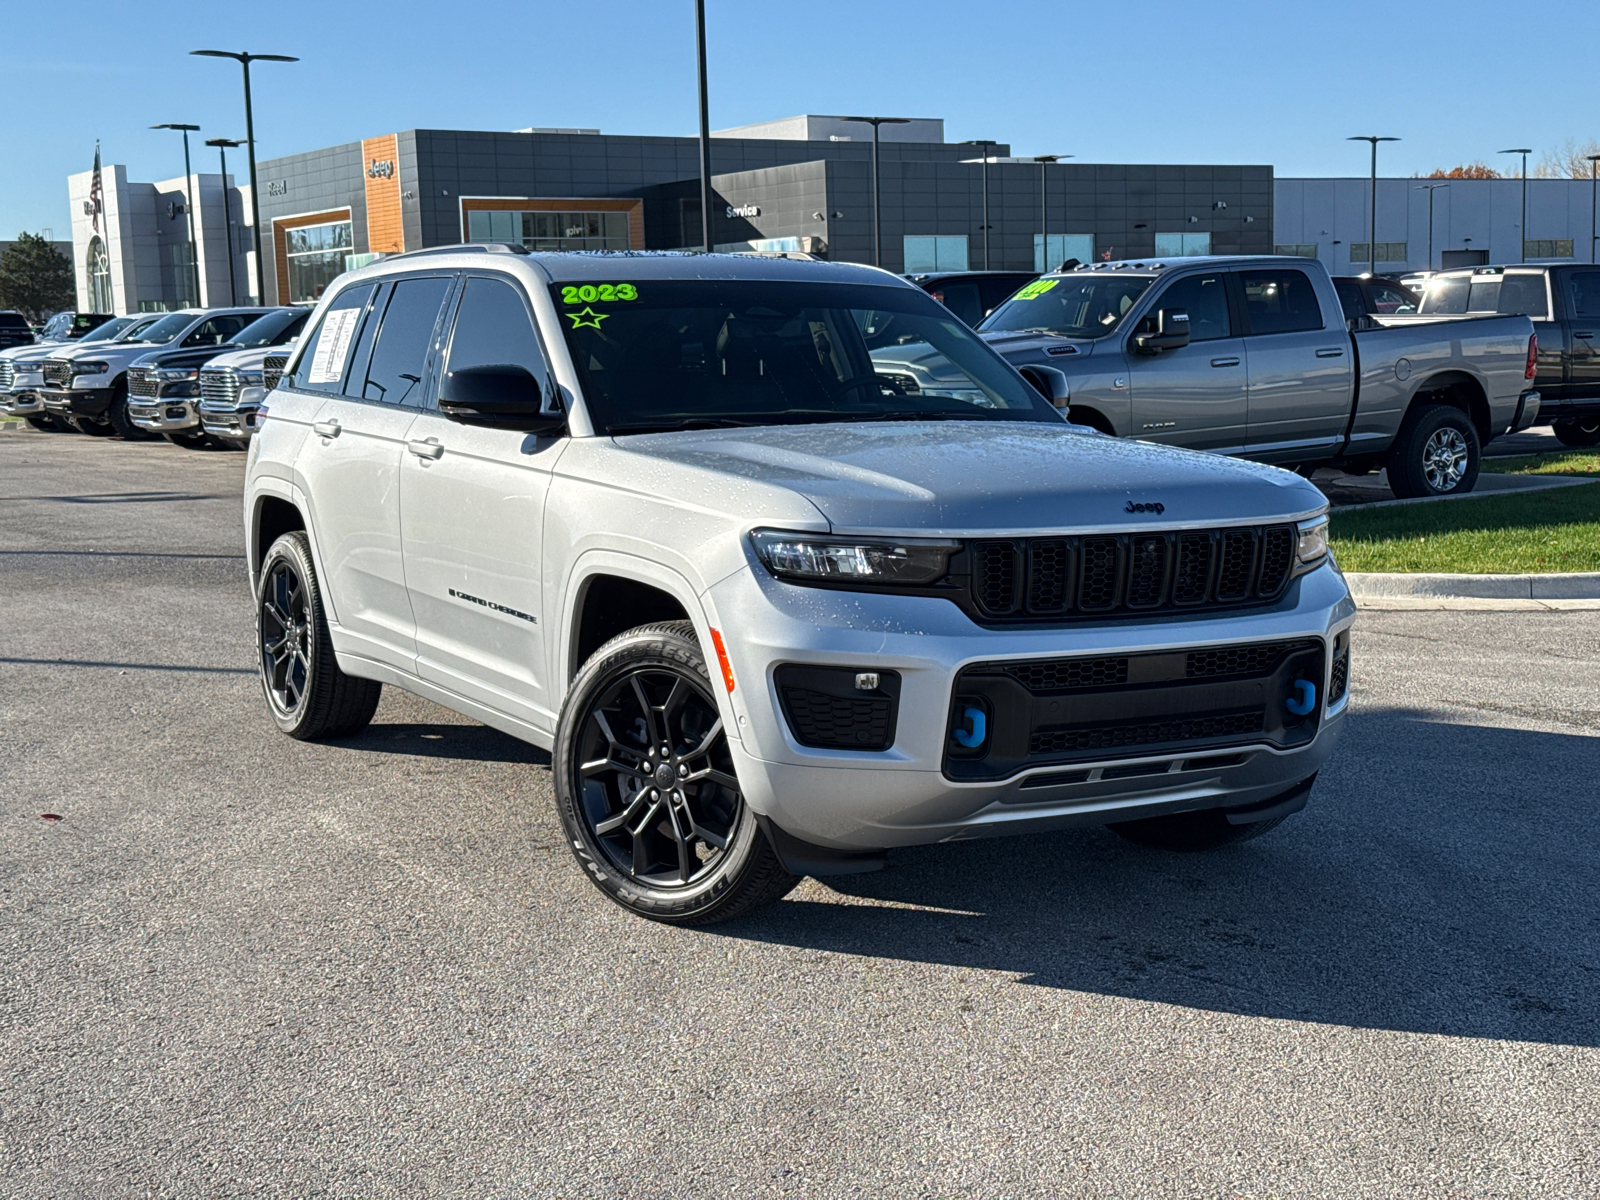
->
<box><xmin>953</xmin><ymin>706</ymin><xmax>987</xmax><ymax>748</ymax></box>
<box><xmin>1285</xmin><ymin>679</ymin><xmax>1317</xmax><ymax>716</ymax></box>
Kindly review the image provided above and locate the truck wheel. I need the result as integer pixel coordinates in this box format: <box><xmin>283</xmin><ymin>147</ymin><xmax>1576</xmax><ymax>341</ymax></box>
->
<box><xmin>1553</xmin><ymin>418</ymin><xmax>1600</xmax><ymax>447</ymax></box>
<box><xmin>105</xmin><ymin>381</ymin><xmax>151</xmax><ymax>440</ymax></box>
<box><xmin>1107</xmin><ymin>807</ymin><xmax>1289</xmax><ymax>851</ymax></box>
<box><xmin>71</xmin><ymin>416</ymin><xmax>117</xmax><ymax>437</ymax></box>
<box><xmin>163</xmin><ymin>431</ymin><xmax>213</xmax><ymax>450</ymax></box>
<box><xmin>256</xmin><ymin>531</ymin><xmax>382</xmax><ymax>740</ymax></box>
<box><xmin>1386</xmin><ymin>405</ymin><xmax>1479</xmax><ymax>498</ymax></box>
<box><xmin>553</xmin><ymin>620</ymin><xmax>800</xmax><ymax>925</ymax></box>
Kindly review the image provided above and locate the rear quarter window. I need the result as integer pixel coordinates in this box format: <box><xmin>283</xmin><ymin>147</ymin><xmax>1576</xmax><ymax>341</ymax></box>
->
<box><xmin>291</xmin><ymin>284</ymin><xmax>376</xmax><ymax>392</ymax></box>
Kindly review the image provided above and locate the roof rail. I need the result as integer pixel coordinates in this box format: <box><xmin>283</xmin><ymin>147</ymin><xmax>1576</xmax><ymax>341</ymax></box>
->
<box><xmin>386</xmin><ymin>242</ymin><xmax>530</xmax><ymax>262</ymax></box>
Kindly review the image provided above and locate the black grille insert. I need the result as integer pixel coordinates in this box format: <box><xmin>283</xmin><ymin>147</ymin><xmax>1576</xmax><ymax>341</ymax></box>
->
<box><xmin>263</xmin><ymin>354</ymin><xmax>289</xmax><ymax>391</ymax></box>
<box><xmin>776</xmin><ymin>665</ymin><xmax>900</xmax><ymax>751</ymax></box>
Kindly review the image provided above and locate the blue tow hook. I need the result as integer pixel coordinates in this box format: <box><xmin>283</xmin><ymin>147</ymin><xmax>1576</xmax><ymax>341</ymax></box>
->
<box><xmin>953</xmin><ymin>707</ymin><xmax>987</xmax><ymax>748</ymax></box>
<box><xmin>1285</xmin><ymin>679</ymin><xmax>1317</xmax><ymax>716</ymax></box>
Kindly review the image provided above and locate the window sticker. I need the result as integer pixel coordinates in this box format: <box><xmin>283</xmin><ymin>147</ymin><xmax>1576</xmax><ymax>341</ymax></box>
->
<box><xmin>566</xmin><ymin>307</ymin><xmax>609</xmax><ymax>330</ymax></box>
<box><xmin>559</xmin><ymin>283</ymin><xmax>638</xmax><ymax>304</ymax></box>
<box><xmin>1011</xmin><ymin>279</ymin><xmax>1060</xmax><ymax>301</ymax></box>
<box><xmin>307</xmin><ymin>307</ymin><xmax>361</xmax><ymax>384</ymax></box>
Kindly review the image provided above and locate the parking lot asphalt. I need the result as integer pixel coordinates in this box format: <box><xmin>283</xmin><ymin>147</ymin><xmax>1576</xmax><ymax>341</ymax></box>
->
<box><xmin>3</xmin><ymin>431</ymin><xmax>1599</xmax><ymax>1199</ymax></box>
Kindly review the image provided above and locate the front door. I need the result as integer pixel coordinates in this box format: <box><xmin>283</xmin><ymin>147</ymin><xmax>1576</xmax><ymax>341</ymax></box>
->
<box><xmin>1238</xmin><ymin>266</ymin><xmax>1354</xmax><ymax>464</ymax></box>
<box><xmin>1563</xmin><ymin>269</ymin><xmax>1600</xmax><ymax>397</ymax></box>
<box><xmin>1125</xmin><ymin>269</ymin><xmax>1247</xmax><ymax>453</ymax></box>
<box><xmin>400</xmin><ymin>273</ymin><xmax>565</xmax><ymax>732</ymax></box>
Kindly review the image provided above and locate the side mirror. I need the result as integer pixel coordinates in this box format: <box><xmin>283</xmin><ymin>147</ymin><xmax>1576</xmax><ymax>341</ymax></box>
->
<box><xmin>439</xmin><ymin>364</ymin><xmax>564</xmax><ymax>433</ymax></box>
<box><xmin>1133</xmin><ymin>307</ymin><xmax>1191</xmax><ymax>354</ymax></box>
<box><xmin>1017</xmin><ymin>364</ymin><xmax>1071</xmax><ymax>407</ymax></box>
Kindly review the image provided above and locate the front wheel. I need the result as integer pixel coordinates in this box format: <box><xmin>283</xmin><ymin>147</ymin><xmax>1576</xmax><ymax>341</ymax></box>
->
<box><xmin>1553</xmin><ymin>418</ymin><xmax>1600</xmax><ymax>448</ymax></box>
<box><xmin>105</xmin><ymin>381</ymin><xmax>152</xmax><ymax>440</ymax></box>
<box><xmin>1387</xmin><ymin>404</ymin><xmax>1479</xmax><ymax>499</ymax></box>
<box><xmin>256</xmin><ymin>531</ymin><xmax>382</xmax><ymax>740</ymax></box>
<box><xmin>553</xmin><ymin>621</ymin><xmax>799</xmax><ymax>925</ymax></box>
<box><xmin>71</xmin><ymin>416</ymin><xmax>117</xmax><ymax>437</ymax></box>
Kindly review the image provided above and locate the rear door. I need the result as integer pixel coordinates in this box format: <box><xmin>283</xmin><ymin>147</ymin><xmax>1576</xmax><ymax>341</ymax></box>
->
<box><xmin>1562</xmin><ymin>268</ymin><xmax>1600</xmax><ymax>396</ymax></box>
<box><xmin>1238</xmin><ymin>266</ymin><xmax>1353</xmax><ymax>463</ymax></box>
<box><xmin>1493</xmin><ymin>271</ymin><xmax>1561</xmax><ymax>398</ymax></box>
<box><xmin>400</xmin><ymin>272</ymin><xmax>564</xmax><ymax>730</ymax></box>
<box><xmin>1124</xmin><ymin>268</ymin><xmax>1247</xmax><ymax>452</ymax></box>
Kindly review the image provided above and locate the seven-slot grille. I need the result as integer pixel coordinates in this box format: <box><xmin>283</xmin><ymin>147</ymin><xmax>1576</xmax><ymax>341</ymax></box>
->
<box><xmin>199</xmin><ymin>368</ymin><xmax>241</xmax><ymax>408</ymax></box>
<box><xmin>0</xmin><ymin>361</ymin><xmax>14</xmax><ymax>390</ymax></box>
<box><xmin>41</xmin><ymin>359</ymin><xmax>72</xmax><ymax>387</ymax></box>
<box><xmin>262</xmin><ymin>354</ymin><xmax>288</xmax><ymax>391</ymax></box>
<box><xmin>127</xmin><ymin>366</ymin><xmax>158</xmax><ymax>398</ymax></box>
<box><xmin>966</xmin><ymin>525</ymin><xmax>1297</xmax><ymax>621</ymax></box>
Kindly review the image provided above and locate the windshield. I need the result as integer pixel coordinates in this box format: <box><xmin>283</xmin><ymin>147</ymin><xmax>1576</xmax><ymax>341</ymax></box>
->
<box><xmin>76</xmin><ymin>316</ymin><xmax>137</xmax><ymax>344</ymax></box>
<box><xmin>551</xmin><ymin>279</ymin><xmax>1057</xmax><ymax>435</ymax></box>
<box><xmin>111</xmin><ymin>316</ymin><xmax>163</xmax><ymax>342</ymax></box>
<box><xmin>128</xmin><ymin>312</ymin><xmax>196</xmax><ymax>344</ymax></box>
<box><xmin>231</xmin><ymin>309</ymin><xmax>308</xmax><ymax>348</ymax></box>
<box><xmin>979</xmin><ymin>274</ymin><xmax>1154</xmax><ymax>338</ymax></box>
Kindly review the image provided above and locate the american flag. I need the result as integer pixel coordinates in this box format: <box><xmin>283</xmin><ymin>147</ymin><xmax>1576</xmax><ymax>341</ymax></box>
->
<box><xmin>89</xmin><ymin>141</ymin><xmax>103</xmax><ymax>235</ymax></box>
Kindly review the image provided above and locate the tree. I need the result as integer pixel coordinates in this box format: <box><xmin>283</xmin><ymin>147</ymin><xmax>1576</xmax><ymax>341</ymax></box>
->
<box><xmin>0</xmin><ymin>233</ymin><xmax>75</xmax><ymax>325</ymax></box>
<box><xmin>1534</xmin><ymin>138</ymin><xmax>1600</xmax><ymax>179</ymax></box>
<box><xmin>1422</xmin><ymin>164</ymin><xmax>1502</xmax><ymax>179</ymax></box>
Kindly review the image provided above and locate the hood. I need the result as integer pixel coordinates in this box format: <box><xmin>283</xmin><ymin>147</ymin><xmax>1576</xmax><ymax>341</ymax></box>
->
<box><xmin>611</xmin><ymin>421</ymin><xmax>1325</xmax><ymax>534</ymax></box>
<box><xmin>1</xmin><ymin>343</ymin><xmax>63</xmax><ymax>365</ymax></box>
<box><xmin>979</xmin><ymin>330</ymin><xmax>1100</xmax><ymax>363</ymax></box>
<box><xmin>130</xmin><ymin>345</ymin><xmax>232</xmax><ymax>371</ymax></box>
<box><xmin>203</xmin><ymin>344</ymin><xmax>276</xmax><ymax>372</ymax></box>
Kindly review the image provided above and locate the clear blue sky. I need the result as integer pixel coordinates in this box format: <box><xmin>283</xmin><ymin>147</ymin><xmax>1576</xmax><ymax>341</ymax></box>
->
<box><xmin>6</xmin><ymin>0</ymin><xmax>1598</xmax><ymax>240</ymax></box>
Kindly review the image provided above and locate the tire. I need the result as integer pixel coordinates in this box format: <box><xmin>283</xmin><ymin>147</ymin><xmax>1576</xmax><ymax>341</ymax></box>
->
<box><xmin>163</xmin><ymin>431</ymin><xmax>213</xmax><ymax>450</ymax></box>
<box><xmin>71</xmin><ymin>416</ymin><xmax>117</xmax><ymax>437</ymax></box>
<box><xmin>1386</xmin><ymin>404</ymin><xmax>1480</xmax><ymax>499</ymax></box>
<box><xmin>1553</xmin><ymin>418</ymin><xmax>1600</xmax><ymax>448</ymax></box>
<box><xmin>553</xmin><ymin>620</ymin><xmax>800</xmax><ymax>925</ymax></box>
<box><xmin>1107</xmin><ymin>807</ymin><xmax>1289</xmax><ymax>852</ymax></box>
<box><xmin>104</xmin><ymin>380</ymin><xmax>151</xmax><ymax>440</ymax></box>
<box><xmin>256</xmin><ymin>531</ymin><xmax>382</xmax><ymax>740</ymax></box>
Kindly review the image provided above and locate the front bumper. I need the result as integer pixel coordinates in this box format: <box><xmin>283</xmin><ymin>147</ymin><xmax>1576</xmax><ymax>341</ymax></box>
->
<box><xmin>0</xmin><ymin>387</ymin><xmax>45</xmax><ymax>416</ymax></box>
<box><xmin>708</xmin><ymin>559</ymin><xmax>1356</xmax><ymax>852</ymax></box>
<box><xmin>129</xmin><ymin>396</ymin><xmax>201</xmax><ymax>432</ymax></box>
<box><xmin>41</xmin><ymin>386</ymin><xmax>113</xmax><ymax>418</ymax></box>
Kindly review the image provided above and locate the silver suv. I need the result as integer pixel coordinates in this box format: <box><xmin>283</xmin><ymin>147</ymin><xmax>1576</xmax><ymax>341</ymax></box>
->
<box><xmin>243</xmin><ymin>247</ymin><xmax>1354</xmax><ymax>924</ymax></box>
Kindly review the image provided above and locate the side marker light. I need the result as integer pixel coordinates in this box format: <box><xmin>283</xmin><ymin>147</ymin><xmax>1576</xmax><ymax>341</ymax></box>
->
<box><xmin>708</xmin><ymin>628</ymin><xmax>735</xmax><ymax>694</ymax></box>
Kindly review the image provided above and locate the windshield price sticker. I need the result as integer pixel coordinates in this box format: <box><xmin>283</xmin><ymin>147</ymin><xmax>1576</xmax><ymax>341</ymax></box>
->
<box><xmin>307</xmin><ymin>308</ymin><xmax>361</xmax><ymax>384</ymax></box>
<box><xmin>1012</xmin><ymin>279</ymin><xmax>1060</xmax><ymax>301</ymax></box>
<box><xmin>560</xmin><ymin>283</ymin><xmax>638</xmax><ymax>305</ymax></box>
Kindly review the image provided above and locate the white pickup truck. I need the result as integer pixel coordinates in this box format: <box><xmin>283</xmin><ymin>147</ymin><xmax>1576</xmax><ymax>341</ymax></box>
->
<box><xmin>976</xmin><ymin>256</ymin><xmax>1540</xmax><ymax>498</ymax></box>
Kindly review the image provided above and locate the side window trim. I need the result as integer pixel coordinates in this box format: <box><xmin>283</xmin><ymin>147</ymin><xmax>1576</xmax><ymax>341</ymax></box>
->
<box><xmin>340</xmin><ymin>281</ymin><xmax>391</xmax><ymax>401</ymax></box>
<box><xmin>352</xmin><ymin>270</ymin><xmax>457</xmax><ymax>408</ymax></box>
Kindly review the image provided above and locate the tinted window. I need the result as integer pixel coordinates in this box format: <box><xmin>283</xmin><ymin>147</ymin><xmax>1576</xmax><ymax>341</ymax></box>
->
<box><xmin>1419</xmin><ymin>275</ymin><xmax>1469</xmax><ymax>314</ymax></box>
<box><xmin>233</xmin><ymin>309</ymin><xmax>309</xmax><ymax>349</ymax></box>
<box><xmin>443</xmin><ymin>276</ymin><xmax>547</xmax><ymax>383</ymax></box>
<box><xmin>183</xmin><ymin>315</ymin><xmax>254</xmax><ymax>347</ymax></box>
<box><xmin>1367</xmin><ymin>283</ymin><xmax>1417</xmax><ymax>313</ymax></box>
<box><xmin>1467</xmin><ymin>278</ymin><xmax>1501</xmax><ymax>312</ymax></box>
<box><xmin>980</xmin><ymin>274</ymin><xmax>1154</xmax><ymax>338</ymax></box>
<box><xmin>1240</xmin><ymin>270</ymin><xmax>1323</xmax><ymax>335</ymax></box>
<box><xmin>0</xmin><ymin>314</ymin><xmax>29</xmax><ymax>330</ymax></box>
<box><xmin>358</xmin><ymin>276</ymin><xmax>453</xmax><ymax>406</ymax></box>
<box><xmin>130</xmin><ymin>312</ymin><xmax>197</xmax><ymax>344</ymax></box>
<box><xmin>295</xmin><ymin>284</ymin><xmax>376</xmax><ymax>393</ymax></box>
<box><xmin>1568</xmin><ymin>271</ymin><xmax>1600</xmax><ymax>318</ymax></box>
<box><xmin>1145</xmin><ymin>272</ymin><xmax>1232</xmax><ymax>341</ymax></box>
<box><xmin>1334</xmin><ymin>280</ymin><xmax>1364</xmax><ymax>320</ymax></box>
<box><xmin>928</xmin><ymin>281</ymin><xmax>983</xmax><ymax>326</ymax></box>
<box><xmin>1496</xmin><ymin>274</ymin><xmax>1548</xmax><ymax>319</ymax></box>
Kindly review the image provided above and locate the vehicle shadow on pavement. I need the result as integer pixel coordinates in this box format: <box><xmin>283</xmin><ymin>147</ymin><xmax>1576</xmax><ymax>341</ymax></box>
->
<box><xmin>333</xmin><ymin>721</ymin><xmax>552</xmax><ymax>765</ymax></box>
<box><xmin>721</xmin><ymin>707</ymin><xmax>1600</xmax><ymax>1047</ymax></box>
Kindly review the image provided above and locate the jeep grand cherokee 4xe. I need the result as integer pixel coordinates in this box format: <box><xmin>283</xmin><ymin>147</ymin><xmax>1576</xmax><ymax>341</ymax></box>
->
<box><xmin>243</xmin><ymin>247</ymin><xmax>1355</xmax><ymax>924</ymax></box>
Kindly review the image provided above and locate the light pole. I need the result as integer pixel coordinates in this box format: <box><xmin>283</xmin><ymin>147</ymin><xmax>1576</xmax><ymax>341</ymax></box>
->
<box><xmin>207</xmin><ymin>138</ymin><xmax>244</xmax><ymax>305</ymax></box>
<box><xmin>151</xmin><ymin>123</ymin><xmax>201</xmax><ymax>305</ymax></box>
<box><xmin>1348</xmin><ymin>135</ymin><xmax>1400</xmax><ymax>275</ymax></box>
<box><xmin>1501</xmin><ymin>148</ymin><xmax>1532</xmax><ymax>262</ymax></box>
<box><xmin>1033</xmin><ymin>155</ymin><xmax>1071</xmax><ymax>271</ymax></box>
<box><xmin>963</xmin><ymin>139</ymin><xmax>1000</xmax><ymax>269</ymax></box>
<box><xmin>840</xmin><ymin>116</ymin><xmax>910</xmax><ymax>268</ymax></box>
<box><xmin>693</xmin><ymin>2</ymin><xmax>712</xmax><ymax>252</ymax></box>
<box><xmin>191</xmin><ymin>50</ymin><xmax>298</xmax><ymax>304</ymax></box>
<box><xmin>1587</xmin><ymin>154</ymin><xmax>1600</xmax><ymax>264</ymax></box>
<box><xmin>1414</xmin><ymin>183</ymin><xmax>1448</xmax><ymax>270</ymax></box>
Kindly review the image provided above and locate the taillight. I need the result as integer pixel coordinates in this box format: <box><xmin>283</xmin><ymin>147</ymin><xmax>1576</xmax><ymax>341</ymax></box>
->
<box><xmin>1525</xmin><ymin>334</ymin><xmax>1538</xmax><ymax>380</ymax></box>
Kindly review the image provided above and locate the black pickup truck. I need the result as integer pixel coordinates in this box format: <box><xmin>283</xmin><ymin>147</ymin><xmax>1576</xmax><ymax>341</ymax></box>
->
<box><xmin>1415</xmin><ymin>264</ymin><xmax>1600</xmax><ymax>445</ymax></box>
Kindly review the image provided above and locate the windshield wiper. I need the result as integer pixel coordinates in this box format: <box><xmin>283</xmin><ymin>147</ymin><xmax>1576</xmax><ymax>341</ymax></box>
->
<box><xmin>858</xmin><ymin>410</ymin><xmax>997</xmax><ymax>422</ymax></box>
<box><xmin>608</xmin><ymin>417</ymin><xmax>768</xmax><ymax>436</ymax></box>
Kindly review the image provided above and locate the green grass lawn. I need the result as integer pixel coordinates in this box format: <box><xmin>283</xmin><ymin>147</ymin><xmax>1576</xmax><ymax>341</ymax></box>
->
<box><xmin>1480</xmin><ymin>449</ymin><xmax>1600</xmax><ymax>476</ymax></box>
<box><xmin>1330</xmin><ymin>481</ymin><xmax>1600</xmax><ymax>573</ymax></box>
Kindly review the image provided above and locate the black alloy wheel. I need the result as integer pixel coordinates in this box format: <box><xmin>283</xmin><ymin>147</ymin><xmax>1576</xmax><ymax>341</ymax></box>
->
<box><xmin>260</xmin><ymin>556</ymin><xmax>312</xmax><ymax>718</ymax></box>
<box><xmin>105</xmin><ymin>381</ymin><xmax>153</xmax><ymax>440</ymax></box>
<box><xmin>554</xmin><ymin>621</ymin><xmax>798</xmax><ymax>924</ymax></box>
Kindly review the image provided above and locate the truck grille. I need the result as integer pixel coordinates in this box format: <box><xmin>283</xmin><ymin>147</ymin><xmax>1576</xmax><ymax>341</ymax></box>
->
<box><xmin>199</xmin><ymin>368</ymin><xmax>241</xmax><ymax>409</ymax></box>
<box><xmin>42</xmin><ymin>359</ymin><xmax>72</xmax><ymax>387</ymax></box>
<box><xmin>127</xmin><ymin>366</ymin><xmax>158</xmax><ymax>398</ymax></box>
<box><xmin>262</xmin><ymin>354</ymin><xmax>288</xmax><ymax>391</ymax></box>
<box><xmin>0</xmin><ymin>361</ymin><xmax>14</xmax><ymax>391</ymax></box>
<box><xmin>945</xmin><ymin>638</ymin><xmax>1325</xmax><ymax>781</ymax></box>
<box><xmin>963</xmin><ymin>524</ymin><xmax>1297</xmax><ymax>622</ymax></box>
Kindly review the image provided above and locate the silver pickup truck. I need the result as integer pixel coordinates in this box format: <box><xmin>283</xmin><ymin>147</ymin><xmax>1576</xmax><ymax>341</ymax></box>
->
<box><xmin>976</xmin><ymin>256</ymin><xmax>1540</xmax><ymax>498</ymax></box>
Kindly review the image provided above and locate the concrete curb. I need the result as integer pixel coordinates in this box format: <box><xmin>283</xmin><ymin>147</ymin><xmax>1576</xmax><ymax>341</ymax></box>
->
<box><xmin>1346</xmin><ymin>571</ymin><xmax>1600</xmax><ymax>600</ymax></box>
<box><xmin>1331</xmin><ymin>474</ymin><xmax>1598</xmax><ymax>512</ymax></box>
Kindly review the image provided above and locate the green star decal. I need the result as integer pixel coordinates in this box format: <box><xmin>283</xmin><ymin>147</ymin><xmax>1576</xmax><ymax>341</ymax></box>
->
<box><xmin>566</xmin><ymin>306</ymin><xmax>609</xmax><ymax>330</ymax></box>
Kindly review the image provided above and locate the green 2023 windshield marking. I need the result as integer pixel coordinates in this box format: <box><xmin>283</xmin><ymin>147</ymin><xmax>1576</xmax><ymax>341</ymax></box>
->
<box><xmin>1012</xmin><ymin>279</ymin><xmax>1060</xmax><ymax>301</ymax></box>
<box><xmin>560</xmin><ymin>283</ymin><xmax>638</xmax><ymax>304</ymax></box>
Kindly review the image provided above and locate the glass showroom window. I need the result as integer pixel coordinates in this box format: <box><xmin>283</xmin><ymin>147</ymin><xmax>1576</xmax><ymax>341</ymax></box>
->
<box><xmin>87</xmin><ymin>236</ymin><xmax>113</xmax><ymax>313</ymax></box>
<box><xmin>1033</xmin><ymin>234</ymin><xmax>1096</xmax><ymax>272</ymax></box>
<box><xmin>903</xmin><ymin>235</ymin><xmax>969</xmax><ymax>273</ymax></box>
<box><xmin>466</xmin><ymin>209</ymin><xmax>629</xmax><ymax>251</ymax></box>
<box><xmin>1275</xmin><ymin>244</ymin><xmax>1318</xmax><ymax>258</ymax></box>
<box><xmin>1155</xmin><ymin>232</ymin><xmax>1212</xmax><ymax>257</ymax></box>
<box><xmin>284</xmin><ymin>220</ymin><xmax>354</xmax><ymax>303</ymax></box>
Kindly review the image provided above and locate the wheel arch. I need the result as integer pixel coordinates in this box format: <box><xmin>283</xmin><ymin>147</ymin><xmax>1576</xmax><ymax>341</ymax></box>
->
<box><xmin>561</xmin><ymin>554</ymin><xmax>712</xmax><ymax>697</ymax></box>
<box><xmin>1065</xmin><ymin>405</ymin><xmax>1117</xmax><ymax>436</ymax></box>
<box><xmin>1405</xmin><ymin>370</ymin><xmax>1492</xmax><ymax>445</ymax></box>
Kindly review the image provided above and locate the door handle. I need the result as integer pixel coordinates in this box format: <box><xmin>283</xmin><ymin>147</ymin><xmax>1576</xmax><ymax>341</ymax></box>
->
<box><xmin>1315</xmin><ymin>348</ymin><xmax>1345</xmax><ymax>357</ymax></box>
<box><xmin>1575</xmin><ymin>331</ymin><xmax>1594</xmax><ymax>339</ymax></box>
<box><xmin>1210</xmin><ymin>356</ymin><xmax>1240</xmax><ymax>367</ymax></box>
<box><xmin>407</xmin><ymin>438</ymin><xmax>444</xmax><ymax>460</ymax></box>
<box><xmin>312</xmin><ymin>419</ymin><xmax>341</xmax><ymax>438</ymax></box>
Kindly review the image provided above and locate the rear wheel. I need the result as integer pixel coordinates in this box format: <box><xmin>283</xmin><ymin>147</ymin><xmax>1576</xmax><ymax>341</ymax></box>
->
<box><xmin>1386</xmin><ymin>404</ymin><xmax>1479</xmax><ymax>498</ymax></box>
<box><xmin>1553</xmin><ymin>417</ymin><xmax>1600</xmax><ymax>448</ymax></box>
<box><xmin>553</xmin><ymin>620</ymin><xmax>799</xmax><ymax>925</ymax></box>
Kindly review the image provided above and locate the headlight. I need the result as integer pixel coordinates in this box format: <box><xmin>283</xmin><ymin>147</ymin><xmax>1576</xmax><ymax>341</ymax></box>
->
<box><xmin>156</xmin><ymin>368</ymin><xmax>198</xmax><ymax>382</ymax></box>
<box><xmin>71</xmin><ymin>361</ymin><xmax>108</xmax><ymax>375</ymax></box>
<box><xmin>751</xmin><ymin>529</ymin><xmax>957</xmax><ymax>586</ymax></box>
<box><xmin>238</xmin><ymin>371</ymin><xmax>264</xmax><ymax>386</ymax></box>
<box><xmin>1294</xmin><ymin>514</ymin><xmax>1329</xmax><ymax>575</ymax></box>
